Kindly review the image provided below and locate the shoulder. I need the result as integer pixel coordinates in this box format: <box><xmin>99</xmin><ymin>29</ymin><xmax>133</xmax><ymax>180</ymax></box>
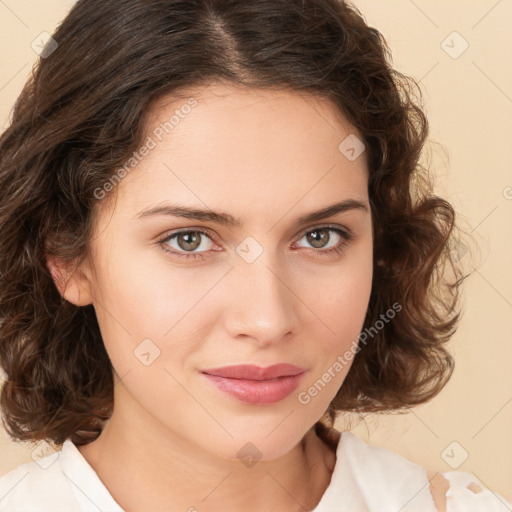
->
<box><xmin>339</xmin><ymin>430</ymin><xmax>431</xmax><ymax>481</ymax></box>
<box><xmin>427</xmin><ymin>469</ymin><xmax>512</xmax><ymax>512</ymax></box>
<box><xmin>0</xmin><ymin>450</ymin><xmax>77</xmax><ymax>511</ymax></box>
<box><xmin>330</xmin><ymin>431</ymin><xmax>439</xmax><ymax>511</ymax></box>
<box><xmin>335</xmin><ymin>431</ymin><xmax>512</xmax><ymax>512</ymax></box>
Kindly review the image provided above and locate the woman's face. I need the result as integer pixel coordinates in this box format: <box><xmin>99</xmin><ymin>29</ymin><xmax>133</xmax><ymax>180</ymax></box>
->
<box><xmin>80</xmin><ymin>82</ymin><xmax>373</xmax><ymax>460</ymax></box>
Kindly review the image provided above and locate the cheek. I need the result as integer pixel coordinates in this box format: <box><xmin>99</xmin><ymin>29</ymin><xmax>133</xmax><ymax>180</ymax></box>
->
<box><xmin>297</xmin><ymin>240</ymin><xmax>373</xmax><ymax>344</ymax></box>
<box><xmin>324</xmin><ymin>263</ymin><xmax>373</xmax><ymax>342</ymax></box>
<box><xmin>91</xmin><ymin>245</ymin><xmax>229</xmax><ymax>372</ymax></box>
<box><xmin>294</xmin><ymin>248</ymin><xmax>373</xmax><ymax>401</ymax></box>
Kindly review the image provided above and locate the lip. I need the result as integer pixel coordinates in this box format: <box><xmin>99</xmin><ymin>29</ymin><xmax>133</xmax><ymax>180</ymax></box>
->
<box><xmin>201</xmin><ymin>364</ymin><xmax>305</xmax><ymax>380</ymax></box>
<box><xmin>201</xmin><ymin>364</ymin><xmax>306</xmax><ymax>404</ymax></box>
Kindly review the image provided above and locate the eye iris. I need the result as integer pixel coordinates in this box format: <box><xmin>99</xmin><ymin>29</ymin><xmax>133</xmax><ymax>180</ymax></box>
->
<box><xmin>307</xmin><ymin>229</ymin><xmax>329</xmax><ymax>249</ymax></box>
<box><xmin>177</xmin><ymin>231</ymin><xmax>201</xmax><ymax>251</ymax></box>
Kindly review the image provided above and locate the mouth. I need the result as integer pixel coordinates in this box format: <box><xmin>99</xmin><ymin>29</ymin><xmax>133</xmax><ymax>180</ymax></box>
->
<box><xmin>200</xmin><ymin>364</ymin><xmax>306</xmax><ymax>404</ymax></box>
<box><xmin>201</xmin><ymin>363</ymin><xmax>305</xmax><ymax>380</ymax></box>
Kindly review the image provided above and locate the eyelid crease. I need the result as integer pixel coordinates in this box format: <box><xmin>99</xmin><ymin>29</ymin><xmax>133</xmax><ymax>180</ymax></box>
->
<box><xmin>156</xmin><ymin>223</ymin><xmax>354</xmax><ymax>260</ymax></box>
<box><xmin>156</xmin><ymin>223</ymin><xmax>354</xmax><ymax>246</ymax></box>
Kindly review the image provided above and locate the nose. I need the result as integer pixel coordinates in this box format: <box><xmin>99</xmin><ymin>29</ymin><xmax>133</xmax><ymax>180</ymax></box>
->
<box><xmin>221</xmin><ymin>251</ymin><xmax>300</xmax><ymax>347</ymax></box>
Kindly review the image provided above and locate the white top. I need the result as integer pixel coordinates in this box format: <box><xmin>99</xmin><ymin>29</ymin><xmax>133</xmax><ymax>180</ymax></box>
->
<box><xmin>0</xmin><ymin>431</ymin><xmax>510</xmax><ymax>511</ymax></box>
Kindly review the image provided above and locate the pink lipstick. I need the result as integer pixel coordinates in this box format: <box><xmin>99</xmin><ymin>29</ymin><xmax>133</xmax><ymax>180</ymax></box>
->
<box><xmin>201</xmin><ymin>364</ymin><xmax>305</xmax><ymax>404</ymax></box>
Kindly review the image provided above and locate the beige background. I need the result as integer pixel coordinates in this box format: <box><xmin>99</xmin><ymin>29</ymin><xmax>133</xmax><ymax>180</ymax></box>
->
<box><xmin>1</xmin><ymin>0</ymin><xmax>511</xmax><ymax>502</ymax></box>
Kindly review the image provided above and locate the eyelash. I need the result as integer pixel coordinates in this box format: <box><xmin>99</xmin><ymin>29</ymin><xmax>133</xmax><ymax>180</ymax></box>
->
<box><xmin>157</xmin><ymin>225</ymin><xmax>355</xmax><ymax>261</ymax></box>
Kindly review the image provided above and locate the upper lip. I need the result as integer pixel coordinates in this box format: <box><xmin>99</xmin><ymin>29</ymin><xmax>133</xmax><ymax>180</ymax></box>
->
<box><xmin>201</xmin><ymin>364</ymin><xmax>305</xmax><ymax>381</ymax></box>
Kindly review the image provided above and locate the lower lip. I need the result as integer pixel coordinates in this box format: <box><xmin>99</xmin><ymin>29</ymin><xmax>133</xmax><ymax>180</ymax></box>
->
<box><xmin>202</xmin><ymin>372</ymin><xmax>305</xmax><ymax>404</ymax></box>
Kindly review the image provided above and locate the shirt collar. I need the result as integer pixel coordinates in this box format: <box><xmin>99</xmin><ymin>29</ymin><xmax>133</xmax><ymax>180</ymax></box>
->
<box><xmin>60</xmin><ymin>439</ymin><xmax>124</xmax><ymax>512</ymax></box>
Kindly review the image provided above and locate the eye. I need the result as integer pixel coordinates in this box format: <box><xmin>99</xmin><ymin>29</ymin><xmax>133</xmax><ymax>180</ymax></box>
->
<box><xmin>293</xmin><ymin>226</ymin><xmax>354</xmax><ymax>257</ymax></box>
<box><xmin>159</xmin><ymin>229</ymin><xmax>218</xmax><ymax>260</ymax></box>
<box><xmin>157</xmin><ymin>225</ymin><xmax>354</xmax><ymax>261</ymax></box>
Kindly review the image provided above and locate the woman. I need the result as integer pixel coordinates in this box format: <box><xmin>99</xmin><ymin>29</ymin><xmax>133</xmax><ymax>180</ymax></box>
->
<box><xmin>0</xmin><ymin>0</ymin><xmax>510</xmax><ymax>510</ymax></box>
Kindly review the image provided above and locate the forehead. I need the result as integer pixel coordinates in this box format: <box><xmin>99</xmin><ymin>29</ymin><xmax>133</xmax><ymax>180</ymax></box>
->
<box><xmin>99</xmin><ymin>82</ymin><xmax>369</xmax><ymax>227</ymax></box>
<box><xmin>147</xmin><ymin>82</ymin><xmax>364</xmax><ymax>159</ymax></box>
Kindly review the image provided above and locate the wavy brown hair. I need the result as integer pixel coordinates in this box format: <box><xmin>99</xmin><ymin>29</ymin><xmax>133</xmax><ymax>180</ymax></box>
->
<box><xmin>0</xmin><ymin>0</ymin><xmax>472</xmax><ymax>447</ymax></box>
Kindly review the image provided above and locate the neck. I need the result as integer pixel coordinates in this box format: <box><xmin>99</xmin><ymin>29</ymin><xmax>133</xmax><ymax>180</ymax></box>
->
<box><xmin>77</xmin><ymin>387</ymin><xmax>338</xmax><ymax>512</ymax></box>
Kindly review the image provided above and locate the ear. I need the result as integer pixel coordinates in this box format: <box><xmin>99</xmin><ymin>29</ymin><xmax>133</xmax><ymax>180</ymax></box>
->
<box><xmin>45</xmin><ymin>255</ymin><xmax>94</xmax><ymax>306</ymax></box>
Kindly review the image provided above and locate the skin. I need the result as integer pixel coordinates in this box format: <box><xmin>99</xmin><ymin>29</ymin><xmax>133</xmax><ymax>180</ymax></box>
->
<box><xmin>47</xmin><ymin>81</ymin><xmax>374</xmax><ymax>512</ymax></box>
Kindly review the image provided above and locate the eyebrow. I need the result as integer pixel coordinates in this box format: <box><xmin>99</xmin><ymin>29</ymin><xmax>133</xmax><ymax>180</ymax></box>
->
<box><xmin>134</xmin><ymin>199</ymin><xmax>369</xmax><ymax>227</ymax></box>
